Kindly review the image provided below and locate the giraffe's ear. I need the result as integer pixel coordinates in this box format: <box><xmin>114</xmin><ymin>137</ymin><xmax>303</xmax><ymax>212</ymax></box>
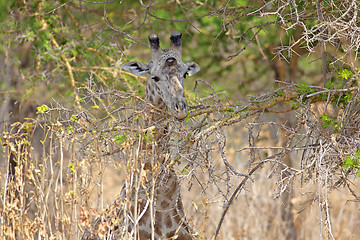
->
<box><xmin>122</xmin><ymin>61</ymin><xmax>150</xmax><ymax>76</ymax></box>
<box><xmin>185</xmin><ymin>62</ymin><xmax>200</xmax><ymax>76</ymax></box>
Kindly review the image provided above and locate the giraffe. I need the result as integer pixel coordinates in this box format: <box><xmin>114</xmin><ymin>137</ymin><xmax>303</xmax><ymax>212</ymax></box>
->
<box><xmin>81</xmin><ymin>31</ymin><xmax>200</xmax><ymax>240</ymax></box>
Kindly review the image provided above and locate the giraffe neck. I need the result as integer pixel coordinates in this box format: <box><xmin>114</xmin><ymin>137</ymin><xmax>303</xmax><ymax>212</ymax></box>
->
<box><xmin>145</xmin><ymin>81</ymin><xmax>167</xmax><ymax>119</ymax></box>
<box><xmin>144</xmin><ymin>82</ymin><xmax>170</xmax><ymax>158</ymax></box>
<box><xmin>130</xmin><ymin>82</ymin><xmax>194</xmax><ymax>239</ymax></box>
<box><xmin>135</xmin><ymin>168</ymin><xmax>192</xmax><ymax>239</ymax></box>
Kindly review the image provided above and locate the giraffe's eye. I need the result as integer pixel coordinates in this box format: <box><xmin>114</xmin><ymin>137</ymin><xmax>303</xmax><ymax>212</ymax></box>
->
<box><xmin>183</xmin><ymin>72</ymin><xmax>188</xmax><ymax>79</ymax></box>
<box><xmin>152</xmin><ymin>76</ymin><xmax>160</xmax><ymax>82</ymax></box>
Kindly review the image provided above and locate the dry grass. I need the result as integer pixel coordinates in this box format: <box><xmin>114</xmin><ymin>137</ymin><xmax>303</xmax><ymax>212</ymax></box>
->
<box><xmin>1</xmin><ymin>81</ymin><xmax>360</xmax><ymax>240</ymax></box>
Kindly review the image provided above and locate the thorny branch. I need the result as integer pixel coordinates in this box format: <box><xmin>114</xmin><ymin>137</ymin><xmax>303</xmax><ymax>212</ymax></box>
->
<box><xmin>49</xmin><ymin>79</ymin><xmax>360</xmax><ymax>238</ymax></box>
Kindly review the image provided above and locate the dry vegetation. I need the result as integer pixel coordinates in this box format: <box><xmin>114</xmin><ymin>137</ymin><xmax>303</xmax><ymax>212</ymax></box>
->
<box><xmin>2</xmin><ymin>81</ymin><xmax>360</xmax><ymax>239</ymax></box>
<box><xmin>1</xmin><ymin>0</ymin><xmax>360</xmax><ymax>239</ymax></box>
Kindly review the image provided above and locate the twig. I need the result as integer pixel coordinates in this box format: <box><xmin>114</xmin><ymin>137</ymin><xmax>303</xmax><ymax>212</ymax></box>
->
<box><xmin>214</xmin><ymin>162</ymin><xmax>264</xmax><ymax>239</ymax></box>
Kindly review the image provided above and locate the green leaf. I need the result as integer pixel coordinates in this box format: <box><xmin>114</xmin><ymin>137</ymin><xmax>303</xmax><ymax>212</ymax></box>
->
<box><xmin>68</xmin><ymin>126</ymin><xmax>74</xmax><ymax>133</ymax></box>
<box><xmin>36</xmin><ymin>104</ymin><xmax>49</xmax><ymax>114</ymax></box>
<box><xmin>70</xmin><ymin>115</ymin><xmax>78</xmax><ymax>122</ymax></box>
<box><xmin>181</xmin><ymin>168</ymin><xmax>189</xmax><ymax>174</ymax></box>
<box><xmin>297</xmin><ymin>80</ymin><xmax>314</xmax><ymax>95</ymax></box>
<box><xmin>320</xmin><ymin>114</ymin><xmax>336</xmax><ymax>129</ymax></box>
<box><xmin>113</xmin><ymin>134</ymin><xmax>127</xmax><ymax>144</ymax></box>
<box><xmin>68</xmin><ymin>163</ymin><xmax>75</xmax><ymax>175</ymax></box>
<box><xmin>225</xmin><ymin>106</ymin><xmax>234</xmax><ymax>112</ymax></box>
<box><xmin>142</xmin><ymin>133</ymin><xmax>152</xmax><ymax>143</ymax></box>
<box><xmin>342</xmin><ymin>152</ymin><xmax>360</xmax><ymax>170</ymax></box>
<box><xmin>337</xmin><ymin>69</ymin><xmax>353</xmax><ymax>80</ymax></box>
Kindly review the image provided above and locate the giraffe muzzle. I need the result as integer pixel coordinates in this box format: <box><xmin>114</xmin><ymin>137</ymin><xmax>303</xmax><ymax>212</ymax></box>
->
<box><xmin>172</xmin><ymin>98</ymin><xmax>188</xmax><ymax>120</ymax></box>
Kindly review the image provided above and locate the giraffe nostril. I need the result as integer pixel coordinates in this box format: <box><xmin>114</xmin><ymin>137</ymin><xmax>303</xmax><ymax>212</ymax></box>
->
<box><xmin>174</xmin><ymin>102</ymin><xmax>179</xmax><ymax>111</ymax></box>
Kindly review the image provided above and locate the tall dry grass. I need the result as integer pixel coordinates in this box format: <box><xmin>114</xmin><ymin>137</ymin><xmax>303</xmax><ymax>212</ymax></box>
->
<box><xmin>1</xmin><ymin>81</ymin><xmax>360</xmax><ymax>240</ymax></box>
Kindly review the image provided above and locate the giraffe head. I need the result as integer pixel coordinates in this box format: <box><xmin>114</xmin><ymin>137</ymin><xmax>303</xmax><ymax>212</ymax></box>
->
<box><xmin>122</xmin><ymin>31</ymin><xmax>200</xmax><ymax>120</ymax></box>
